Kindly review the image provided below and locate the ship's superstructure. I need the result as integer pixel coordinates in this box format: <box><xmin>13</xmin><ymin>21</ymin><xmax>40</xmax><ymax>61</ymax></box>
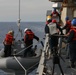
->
<box><xmin>49</xmin><ymin>0</ymin><xmax>76</xmax><ymax>25</ymax></box>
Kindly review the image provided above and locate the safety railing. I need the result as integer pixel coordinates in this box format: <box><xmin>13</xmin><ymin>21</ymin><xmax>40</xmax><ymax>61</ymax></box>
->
<box><xmin>36</xmin><ymin>34</ymin><xmax>50</xmax><ymax>75</ymax></box>
<box><xmin>14</xmin><ymin>55</ymin><xmax>39</xmax><ymax>75</ymax></box>
<box><xmin>13</xmin><ymin>38</ymin><xmax>44</xmax><ymax>75</ymax></box>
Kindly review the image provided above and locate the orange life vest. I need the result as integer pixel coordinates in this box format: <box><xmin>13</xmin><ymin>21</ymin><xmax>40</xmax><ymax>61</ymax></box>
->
<box><xmin>25</xmin><ymin>30</ymin><xmax>34</xmax><ymax>40</ymax></box>
<box><xmin>66</xmin><ymin>20</ymin><xmax>71</xmax><ymax>29</ymax></box>
<box><xmin>69</xmin><ymin>28</ymin><xmax>76</xmax><ymax>40</ymax></box>
<box><xmin>51</xmin><ymin>11</ymin><xmax>59</xmax><ymax>17</ymax></box>
<box><xmin>46</xmin><ymin>21</ymin><xmax>49</xmax><ymax>25</ymax></box>
<box><xmin>5</xmin><ymin>34</ymin><xmax>13</xmax><ymax>45</ymax></box>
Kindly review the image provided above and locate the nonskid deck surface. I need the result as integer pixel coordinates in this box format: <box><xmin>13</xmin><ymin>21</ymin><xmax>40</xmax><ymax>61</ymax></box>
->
<box><xmin>46</xmin><ymin>48</ymin><xmax>76</xmax><ymax>75</ymax></box>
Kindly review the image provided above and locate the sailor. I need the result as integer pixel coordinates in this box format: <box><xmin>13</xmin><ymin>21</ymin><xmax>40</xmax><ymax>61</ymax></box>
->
<box><xmin>65</xmin><ymin>18</ymin><xmax>76</xmax><ymax>68</ymax></box>
<box><xmin>45</xmin><ymin>15</ymin><xmax>52</xmax><ymax>33</ymax></box>
<box><xmin>62</xmin><ymin>16</ymin><xmax>71</xmax><ymax>34</ymax></box>
<box><xmin>45</xmin><ymin>18</ymin><xmax>63</xmax><ymax>35</ymax></box>
<box><xmin>51</xmin><ymin>8</ymin><xmax>61</xmax><ymax>22</ymax></box>
<box><xmin>24</xmin><ymin>28</ymin><xmax>39</xmax><ymax>57</ymax></box>
<box><xmin>46</xmin><ymin>15</ymin><xmax>52</xmax><ymax>24</ymax></box>
<box><xmin>62</xmin><ymin>17</ymin><xmax>71</xmax><ymax>59</ymax></box>
<box><xmin>45</xmin><ymin>19</ymin><xmax>63</xmax><ymax>54</ymax></box>
<box><xmin>3</xmin><ymin>30</ymin><xmax>14</xmax><ymax>57</ymax></box>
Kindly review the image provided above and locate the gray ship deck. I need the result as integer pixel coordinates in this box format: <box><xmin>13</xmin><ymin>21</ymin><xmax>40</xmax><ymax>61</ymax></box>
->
<box><xmin>46</xmin><ymin>49</ymin><xmax>76</xmax><ymax>75</ymax></box>
<box><xmin>36</xmin><ymin>34</ymin><xmax>76</xmax><ymax>75</ymax></box>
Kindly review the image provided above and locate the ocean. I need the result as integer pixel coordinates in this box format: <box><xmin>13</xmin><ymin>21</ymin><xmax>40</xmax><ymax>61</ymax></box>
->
<box><xmin>0</xmin><ymin>22</ymin><xmax>45</xmax><ymax>48</ymax></box>
<box><xmin>0</xmin><ymin>22</ymin><xmax>45</xmax><ymax>75</ymax></box>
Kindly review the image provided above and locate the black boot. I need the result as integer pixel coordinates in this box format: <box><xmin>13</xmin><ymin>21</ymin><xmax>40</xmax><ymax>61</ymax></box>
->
<box><xmin>71</xmin><ymin>61</ymin><xmax>75</xmax><ymax>68</ymax></box>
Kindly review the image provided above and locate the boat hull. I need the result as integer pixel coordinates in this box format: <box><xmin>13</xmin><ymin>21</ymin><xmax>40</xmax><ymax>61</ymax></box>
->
<box><xmin>0</xmin><ymin>40</ymin><xmax>41</xmax><ymax>73</ymax></box>
<box><xmin>0</xmin><ymin>56</ymin><xmax>40</xmax><ymax>70</ymax></box>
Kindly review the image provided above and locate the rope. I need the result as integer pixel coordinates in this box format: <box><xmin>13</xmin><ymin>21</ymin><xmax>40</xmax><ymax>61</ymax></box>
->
<box><xmin>14</xmin><ymin>38</ymin><xmax>44</xmax><ymax>55</ymax></box>
<box><xmin>27</xmin><ymin>61</ymin><xmax>39</xmax><ymax>71</ymax></box>
<box><xmin>15</xmin><ymin>30</ymin><xmax>19</xmax><ymax>39</ymax></box>
<box><xmin>15</xmin><ymin>27</ymin><xmax>23</xmax><ymax>40</ymax></box>
<box><xmin>16</xmin><ymin>44</ymin><xmax>33</xmax><ymax>55</ymax></box>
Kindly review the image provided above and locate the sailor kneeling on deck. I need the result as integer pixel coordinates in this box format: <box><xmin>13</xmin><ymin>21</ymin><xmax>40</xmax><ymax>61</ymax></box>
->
<box><xmin>3</xmin><ymin>30</ymin><xmax>14</xmax><ymax>57</ymax></box>
<box><xmin>23</xmin><ymin>28</ymin><xmax>39</xmax><ymax>57</ymax></box>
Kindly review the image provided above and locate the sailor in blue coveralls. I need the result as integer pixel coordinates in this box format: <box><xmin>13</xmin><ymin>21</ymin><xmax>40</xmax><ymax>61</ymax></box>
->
<box><xmin>66</xmin><ymin>18</ymin><xmax>76</xmax><ymax>68</ymax></box>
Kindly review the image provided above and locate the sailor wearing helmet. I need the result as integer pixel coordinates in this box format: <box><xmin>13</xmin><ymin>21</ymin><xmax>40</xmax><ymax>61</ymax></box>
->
<box><xmin>23</xmin><ymin>28</ymin><xmax>39</xmax><ymax>57</ymax></box>
<box><xmin>3</xmin><ymin>30</ymin><xmax>14</xmax><ymax>57</ymax></box>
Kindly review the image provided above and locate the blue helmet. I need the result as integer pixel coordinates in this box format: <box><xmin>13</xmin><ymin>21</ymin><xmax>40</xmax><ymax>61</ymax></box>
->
<box><xmin>53</xmin><ymin>8</ymin><xmax>56</xmax><ymax>12</ymax></box>
<box><xmin>65</xmin><ymin>16</ymin><xmax>69</xmax><ymax>21</ymax></box>
<box><xmin>71</xmin><ymin>18</ymin><xmax>76</xmax><ymax>26</ymax></box>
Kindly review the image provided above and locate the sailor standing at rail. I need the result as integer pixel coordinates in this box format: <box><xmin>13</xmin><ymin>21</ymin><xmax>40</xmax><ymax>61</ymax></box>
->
<box><xmin>62</xmin><ymin>16</ymin><xmax>72</xmax><ymax>59</ymax></box>
<box><xmin>3</xmin><ymin>30</ymin><xmax>14</xmax><ymax>57</ymax></box>
<box><xmin>62</xmin><ymin>16</ymin><xmax>71</xmax><ymax>34</ymax></box>
<box><xmin>65</xmin><ymin>18</ymin><xmax>76</xmax><ymax>68</ymax></box>
<box><xmin>45</xmin><ymin>15</ymin><xmax>52</xmax><ymax>33</ymax></box>
<box><xmin>45</xmin><ymin>18</ymin><xmax>63</xmax><ymax>54</ymax></box>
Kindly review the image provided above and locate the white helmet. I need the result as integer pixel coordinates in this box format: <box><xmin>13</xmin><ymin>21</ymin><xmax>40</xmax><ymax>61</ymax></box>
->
<box><xmin>24</xmin><ymin>28</ymin><xmax>28</xmax><ymax>32</ymax></box>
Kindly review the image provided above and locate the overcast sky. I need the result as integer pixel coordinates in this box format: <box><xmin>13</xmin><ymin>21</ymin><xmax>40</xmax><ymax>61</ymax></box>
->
<box><xmin>0</xmin><ymin>0</ymin><xmax>53</xmax><ymax>22</ymax></box>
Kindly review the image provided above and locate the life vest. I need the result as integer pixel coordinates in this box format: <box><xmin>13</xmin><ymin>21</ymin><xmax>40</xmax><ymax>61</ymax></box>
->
<box><xmin>5</xmin><ymin>34</ymin><xmax>13</xmax><ymax>45</ymax></box>
<box><xmin>48</xmin><ymin>22</ymin><xmax>58</xmax><ymax>35</ymax></box>
<box><xmin>51</xmin><ymin>11</ymin><xmax>59</xmax><ymax>17</ymax></box>
<box><xmin>66</xmin><ymin>20</ymin><xmax>71</xmax><ymax>29</ymax></box>
<box><xmin>51</xmin><ymin>11</ymin><xmax>60</xmax><ymax>22</ymax></box>
<box><xmin>25</xmin><ymin>30</ymin><xmax>34</xmax><ymax>40</ymax></box>
<box><xmin>46</xmin><ymin>21</ymin><xmax>49</xmax><ymax>25</ymax></box>
<box><xmin>69</xmin><ymin>28</ymin><xmax>76</xmax><ymax>40</ymax></box>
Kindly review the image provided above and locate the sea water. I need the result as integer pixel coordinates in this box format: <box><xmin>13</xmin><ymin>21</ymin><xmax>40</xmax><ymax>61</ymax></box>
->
<box><xmin>0</xmin><ymin>22</ymin><xmax>45</xmax><ymax>75</ymax></box>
